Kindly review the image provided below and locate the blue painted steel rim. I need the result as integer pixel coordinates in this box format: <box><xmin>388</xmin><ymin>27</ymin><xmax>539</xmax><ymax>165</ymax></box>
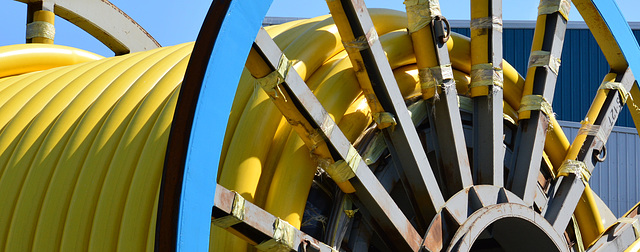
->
<box><xmin>588</xmin><ymin>0</ymin><xmax>640</xmax><ymax>76</ymax></box>
<box><xmin>176</xmin><ymin>0</ymin><xmax>273</xmax><ymax>250</ymax></box>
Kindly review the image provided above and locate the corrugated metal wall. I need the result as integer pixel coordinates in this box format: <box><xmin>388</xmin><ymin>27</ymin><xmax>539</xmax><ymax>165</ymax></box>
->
<box><xmin>453</xmin><ymin>26</ymin><xmax>640</xmax><ymax>127</ymax></box>
<box><xmin>560</xmin><ymin>121</ymin><xmax>640</xmax><ymax>217</ymax></box>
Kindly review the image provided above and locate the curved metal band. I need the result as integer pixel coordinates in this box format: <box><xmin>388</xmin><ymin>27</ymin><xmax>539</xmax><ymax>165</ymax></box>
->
<box><xmin>157</xmin><ymin>0</ymin><xmax>273</xmax><ymax>251</ymax></box>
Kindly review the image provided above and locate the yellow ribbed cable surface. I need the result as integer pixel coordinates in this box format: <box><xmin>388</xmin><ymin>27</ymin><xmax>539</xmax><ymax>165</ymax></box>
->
<box><xmin>0</xmin><ymin>42</ymin><xmax>193</xmax><ymax>251</ymax></box>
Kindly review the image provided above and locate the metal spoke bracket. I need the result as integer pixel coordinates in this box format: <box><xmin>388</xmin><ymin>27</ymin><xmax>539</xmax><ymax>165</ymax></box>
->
<box><xmin>470</xmin><ymin>0</ymin><xmax>504</xmax><ymax>186</ymax></box>
<box><xmin>404</xmin><ymin>0</ymin><xmax>473</xmax><ymax>199</ymax></box>
<box><xmin>244</xmin><ymin>28</ymin><xmax>423</xmax><ymax>251</ymax></box>
<box><xmin>507</xmin><ymin>1</ymin><xmax>569</xmax><ymax>206</ymax></box>
<box><xmin>545</xmin><ymin>68</ymin><xmax>636</xmax><ymax>234</ymax></box>
<box><xmin>212</xmin><ymin>184</ymin><xmax>336</xmax><ymax>252</ymax></box>
<box><xmin>326</xmin><ymin>0</ymin><xmax>446</xmax><ymax>229</ymax></box>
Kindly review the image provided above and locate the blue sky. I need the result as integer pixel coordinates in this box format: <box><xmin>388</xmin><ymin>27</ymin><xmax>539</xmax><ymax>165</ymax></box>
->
<box><xmin>1</xmin><ymin>0</ymin><xmax>639</xmax><ymax>56</ymax></box>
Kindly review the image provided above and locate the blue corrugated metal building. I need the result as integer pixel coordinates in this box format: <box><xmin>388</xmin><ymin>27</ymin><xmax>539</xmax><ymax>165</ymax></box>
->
<box><xmin>452</xmin><ymin>20</ymin><xmax>640</xmax><ymax>127</ymax></box>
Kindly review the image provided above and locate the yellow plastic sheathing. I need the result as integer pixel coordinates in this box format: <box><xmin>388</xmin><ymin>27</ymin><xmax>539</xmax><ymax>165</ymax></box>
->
<box><xmin>0</xmin><ymin>44</ymin><xmax>103</xmax><ymax>78</ymax></box>
<box><xmin>0</xmin><ymin>42</ymin><xmax>192</xmax><ymax>251</ymax></box>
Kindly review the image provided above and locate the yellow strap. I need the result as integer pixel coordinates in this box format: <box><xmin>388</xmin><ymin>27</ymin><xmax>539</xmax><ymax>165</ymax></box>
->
<box><xmin>470</xmin><ymin>63</ymin><xmax>504</xmax><ymax>89</ymax></box>
<box><xmin>518</xmin><ymin>95</ymin><xmax>555</xmax><ymax>120</ymax></box>
<box><xmin>557</xmin><ymin>159</ymin><xmax>591</xmax><ymax>185</ymax></box>
<box><xmin>538</xmin><ymin>0</ymin><xmax>571</xmax><ymax>21</ymax></box>
<box><xmin>404</xmin><ymin>0</ymin><xmax>442</xmax><ymax>33</ymax></box>
<box><xmin>470</xmin><ymin>16</ymin><xmax>503</xmax><ymax>33</ymax></box>
<box><xmin>571</xmin><ymin>215</ymin><xmax>585</xmax><ymax>252</ymax></box>
<box><xmin>577</xmin><ymin>122</ymin><xmax>607</xmax><ymax>144</ymax></box>
<box><xmin>419</xmin><ymin>64</ymin><xmax>454</xmax><ymax>100</ymax></box>
<box><xmin>255</xmin><ymin>218</ymin><xmax>297</xmax><ymax>252</ymax></box>
<box><xmin>343</xmin><ymin>27</ymin><xmax>378</xmax><ymax>51</ymax></box>
<box><xmin>599</xmin><ymin>81</ymin><xmax>631</xmax><ymax>104</ymax></box>
<box><xmin>326</xmin><ymin>146</ymin><xmax>361</xmax><ymax>183</ymax></box>
<box><xmin>373</xmin><ymin>111</ymin><xmax>397</xmax><ymax>129</ymax></box>
<box><xmin>257</xmin><ymin>54</ymin><xmax>291</xmax><ymax>100</ymax></box>
<box><xmin>344</xmin><ymin>209</ymin><xmax>359</xmax><ymax>218</ymax></box>
<box><xmin>529</xmin><ymin>50</ymin><xmax>561</xmax><ymax>75</ymax></box>
<box><xmin>211</xmin><ymin>192</ymin><xmax>246</xmax><ymax>228</ymax></box>
<box><xmin>26</xmin><ymin>21</ymin><xmax>55</xmax><ymax>40</ymax></box>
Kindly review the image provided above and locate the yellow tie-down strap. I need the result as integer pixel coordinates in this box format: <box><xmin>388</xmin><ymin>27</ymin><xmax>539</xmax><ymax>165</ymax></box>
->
<box><xmin>326</xmin><ymin>145</ymin><xmax>362</xmax><ymax>183</ymax></box>
<box><xmin>470</xmin><ymin>63</ymin><xmax>504</xmax><ymax>93</ymax></box>
<box><xmin>599</xmin><ymin>81</ymin><xmax>631</xmax><ymax>104</ymax></box>
<box><xmin>211</xmin><ymin>192</ymin><xmax>246</xmax><ymax>228</ymax></box>
<box><xmin>257</xmin><ymin>54</ymin><xmax>291</xmax><ymax>101</ymax></box>
<box><xmin>404</xmin><ymin>0</ymin><xmax>442</xmax><ymax>33</ymax></box>
<box><xmin>577</xmin><ymin>122</ymin><xmax>608</xmax><ymax>144</ymax></box>
<box><xmin>419</xmin><ymin>64</ymin><xmax>454</xmax><ymax>100</ymax></box>
<box><xmin>342</xmin><ymin>27</ymin><xmax>379</xmax><ymax>51</ymax></box>
<box><xmin>518</xmin><ymin>94</ymin><xmax>555</xmax><ymax>122</ymax></box>
<box><xmin>538</xmin><ymin>0</ymin><xmax>571</xmax><ymax>21</ymax></box>
<box><xmin>470</xmin><ymin>16</ymin><xmax>503</xmax><ymax>36</ymax></box>
<box><xmin>373</xmin><ymin>112</ymin><xmax>397</xmax><ymax>129</ymax></box>
<box><xmin>255</xmin><ymin>218</ymin><xmax>296</xmax><ymax>252</ymax></box>
<box><xmin>529</xmin><ymin>50</ymin><xmax>561</xmax><ymax>75</ymax></box>
<box><xmin>26</xmin><ymin>21</ymin><xmax>55</xmax><ymax>40</ymax></box>
<box><xmin>557</xmin><ymin>159</ymin><xmax>591</xmax><ymax>185</ymax></box>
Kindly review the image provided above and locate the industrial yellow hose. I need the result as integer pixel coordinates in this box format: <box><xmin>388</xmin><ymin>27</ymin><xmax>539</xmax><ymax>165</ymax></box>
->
<box><xmin>214</xmin><ymin>10</ymin><xmax>574</xmax><ymax>251</ymax></box>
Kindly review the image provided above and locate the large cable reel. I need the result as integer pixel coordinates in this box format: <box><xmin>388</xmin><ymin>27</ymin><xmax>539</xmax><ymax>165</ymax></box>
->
<box><xmin>1</xmin><ymin>0</ymin><xmax>640</xmax><ymax>251</ymax></box>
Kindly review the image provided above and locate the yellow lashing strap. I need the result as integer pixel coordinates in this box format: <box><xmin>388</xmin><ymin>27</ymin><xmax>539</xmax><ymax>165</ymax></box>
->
<box><xmin>557</xmin><ymin>159</ymin><xmax>591</xmax><ymax>185</ymax></box>
<box><xmin>372</xmin><ymin>111</ymin><xmax>397</xmax><ymax>129</ymax></box>
<box><xmin>211</xmin><ymin>192</ymin><xmax>246</xmax><ymax>228</ymax></box>
<box><xmin>404</xmin><ymin>0</ymin><xmax>441</xmax><ymax>33</ymax></box>
<box><xmin>577</xmin><ymin>122</ymin><xmax>607</xmax><ymax>144</ymax></box>
<box><xmin>470</xmin><ymin>16</ymin><xmax>503</xmax><ymax>35</ymax></box>
<box><xmin>26</xmin><ymin>21</ymin><xmax>55</xmax><ymax>40</ymax></box>
<box><xmin>470</xmin><ymin>63</ymin><xmax>504</xmax><ymax>89</ymax></box>
<box><xmin>538</xmin><ymin>0</ymin><xmax>571</xmax><ymax>21</ymax></box>
<box><xmin>528</xmin><ymin>50</ymin><xmax>561</xmax><ymax>75</ymax></box>
<box><xmin>518</xmin><ymin>95</ymin><xmax>555</xmax><ymax>122</ymax></box>
<box><xmin>326</xmin><ymin>146</ymin><xmax>361</xmax><ymax>183</ymax></box>
<box><xmin>255</xmin><ymin>218</ymin><xmax>297</xmax><ymax>252</ymax></box>
<box><xmin>419</xmin><ymin>64</ymin><xmax>453</xmax><ymax>99</ymax></box>
<box><xmin>572</xmin><ymin>215</ymin><xmax>585</xmax><ymax>252</ymax></box>
<box><xmin>257</xmin><ymin>53</ymin><xmax>291</xmax><ymax>100</ymax></box>
<box><xmin>599</xmin><ymin>81</ymin><xmax>631</xmax><ymax>104</ymax></box>
<box><xmin>342</xmin><ymin>27</ymin><xmax>379</xmax><ymax>51</ymax></box>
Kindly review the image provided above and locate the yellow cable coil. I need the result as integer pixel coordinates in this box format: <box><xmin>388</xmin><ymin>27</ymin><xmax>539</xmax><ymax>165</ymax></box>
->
<box><xmin>0</xmin><ymin>42</ymin><xmax>193</xmax><ymax>252</ymax></box>
<box><xmin>0</xmin><ymin>8</ymin><xmax>587</xmax><ymax>252</ymax></box>
<box><xmin>217</xmin><ymin>9</ymin><xmax>574</xmax><ymax>252</ymax></box>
